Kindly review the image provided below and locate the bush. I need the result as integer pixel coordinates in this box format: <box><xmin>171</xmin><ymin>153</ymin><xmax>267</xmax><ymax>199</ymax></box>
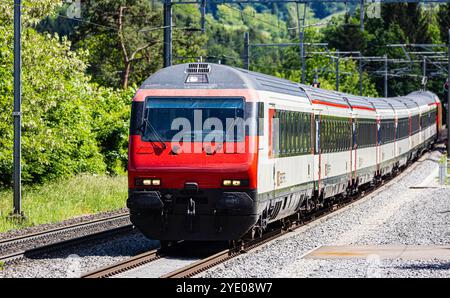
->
<box><xmin>0</xmin><ymin>21</ymin><xmax>133</xmax><ymax>187</ymax></box>
<box><xmin>92</xmin><ymin>86</ymin><xmax>135</xmax><ymax>175</ymax></box>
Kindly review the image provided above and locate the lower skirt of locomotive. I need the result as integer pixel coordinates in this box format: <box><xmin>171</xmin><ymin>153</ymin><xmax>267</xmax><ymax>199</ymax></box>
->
<box><xmin>127</xmin><ymin>188</ymin><xmax>260</xmax><ymax>241</ymax></box>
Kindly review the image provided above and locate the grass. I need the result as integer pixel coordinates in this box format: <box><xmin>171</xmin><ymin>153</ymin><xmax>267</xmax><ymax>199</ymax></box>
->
<box><xmin>435</xmin><ymin>154</ymin><xmax>450</xmax><ymax>185</ymax></box>
<box><xmin>0</xmin><ymin>174</ymin><xmax>128</xmax><ymax>233</ymax></box>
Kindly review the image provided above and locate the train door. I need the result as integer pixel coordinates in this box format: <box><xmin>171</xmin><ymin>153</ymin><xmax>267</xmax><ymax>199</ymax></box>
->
<box><xmin>273</xmin><ymin>108</ymin><xmax>285</xmax><ymax>195</ymax></box>
<box><xmin>351</xmin><ymin>117</ymin><xmax>357</xmax><ymax>185</ymax></box>
<box><xmin>408</xmin><ymin>113</ymin><xmax>412</xmax><ymax>157</ymax></box>
<box><xmin>376</xmin><ymin>116</ymin><xmax>381</xmax><ymax>175</ymax></box>
<box><xmin>314</xmin><ymin>111</ymin><xmax>322</xmax><ymax>195</ymax></box>
<box><xmin>394</xmin><ymin>115</ymin><xmax>398</xmax><ymax>160</ymax></box>
<box><xmin>267</xmin><ymin>104</ymin><xmax>277</xmax><ymax>200</ymax></box>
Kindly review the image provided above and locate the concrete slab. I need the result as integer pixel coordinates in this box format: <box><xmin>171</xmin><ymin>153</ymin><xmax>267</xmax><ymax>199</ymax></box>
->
<box><xmin>304</xmin><ymin>245</ymin><xmax>450</xmax><ymax>260</ymax></box>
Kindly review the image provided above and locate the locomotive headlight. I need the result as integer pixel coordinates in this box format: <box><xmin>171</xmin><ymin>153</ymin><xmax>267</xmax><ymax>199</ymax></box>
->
<box><xmin>136</xmin><ymin>178</ymin><xmax>161</xmax><ymax>186</ymax></box>
<box><xmin>142</xmin><ymin>179</ymin><xmax>152</xmax><ymax>186</ymax></box>
<box><xmin>222</xmin><ymin>180</ymin><xmax>232</xmax><ymax>186</ymax></box>
<box><xmin>223</xmin><ymin>179</ymin><xmax>248</xmax><ymax>187</ymax></box>
<box><xmin>232</xmin><ymin>180</ymin><xmax>241</xmax><ymax>186</ymax></box>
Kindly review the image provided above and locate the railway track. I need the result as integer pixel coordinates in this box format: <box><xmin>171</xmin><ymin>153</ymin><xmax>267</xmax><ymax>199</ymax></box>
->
<box><xmin>0</xmin><ymin>213</ymin><xmax>133</xmax><ymax>263</ymax></box>
<box><xmin>82</xmin><ymin>249</ymin><xmax>161</xmax><ymax>278</ymax></box>
<box><xmin>82</xmin><ymin>148</ymin><xmax>432</xmax><ymax>279</ymax></box>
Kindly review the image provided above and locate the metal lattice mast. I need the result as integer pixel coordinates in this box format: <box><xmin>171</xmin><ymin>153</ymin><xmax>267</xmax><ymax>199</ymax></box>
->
<box><xmin>164</xmin><ymin>0</ymin><xmax>173</xmax><ymax>67</ymax></box>
<box><xmin>447</xmin><ymin>29</ymin><xmax>450</xmax><ymax>157</ymax></box>
<box><xmin>13</xmin><ymin>0</ymin><xmax>22</xmax><ymax>216</ymax></box>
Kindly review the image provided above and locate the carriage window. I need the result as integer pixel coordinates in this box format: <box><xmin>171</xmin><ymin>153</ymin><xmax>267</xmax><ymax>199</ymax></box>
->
<box><xmin>397</xmin><ymin>118</ymin><xmax>409</xmax><ymax>140</ymax></box>
<box><xmin>411</xmin><ymin>115</ymin><xmax>420</xmax><ymax>134</ymax></box>
<box><xmin>380</xmin><ymin>119</ymin><xmax>395</xmax><ymax>145</ymax></box>
<box><xmin>274</xmin><ymin>109</ymin><xmax>312</xmax><ymax>157</ymax></box>
<box><xmin>320</xmin><ymin>116</ymin><xmax>351</xmax><ymax>153</ymax></box>
<box><xmin>356</xmin><ymin>119</ymin><xmax>376</xmax><ymax>148</ymax></box>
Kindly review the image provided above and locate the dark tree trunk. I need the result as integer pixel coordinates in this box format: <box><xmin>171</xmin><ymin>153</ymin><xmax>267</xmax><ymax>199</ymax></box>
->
<box><xmin>122</xmin><ymin>61</ymin><xmax>131</xmax><ymax>89</ymax></box>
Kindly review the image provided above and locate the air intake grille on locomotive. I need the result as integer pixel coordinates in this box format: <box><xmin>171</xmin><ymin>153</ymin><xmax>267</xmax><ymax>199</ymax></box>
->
<box><xmin>186</xmin><ymin>63</ymin><xmax>211</xmax><ymax>73</ymax></box>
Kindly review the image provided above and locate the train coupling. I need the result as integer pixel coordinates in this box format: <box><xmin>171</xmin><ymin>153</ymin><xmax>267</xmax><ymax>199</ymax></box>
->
<box><xmin>187</xmin><ymin>198</ymin><xmax>196</xmax><ymax>216</ymax></box>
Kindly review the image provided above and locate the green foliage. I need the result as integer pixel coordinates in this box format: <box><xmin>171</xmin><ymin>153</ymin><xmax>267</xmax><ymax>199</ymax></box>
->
<box><xmin>91</xmin><ymin>87</ymin><xmax>135</xmax><ymax>175</ymax></box>
<box><xmin>310</xmin><ymin>1</ymin><xmax>345</xmax><ymax>19</ymax></box>
<box><xmin>0</xmin><ymin>24</ymin><xmax>103</xmax><ymax>186</ymax></box>
<box><xmin>281</xmin><ymin>45</ymin><xmax>379</xmax><ymax>97</ymax></box>
<box><xmin>0</xmin><ymin>0</ymin><xmax>62</xmax><ymax>26</ymax></box>
<box><xmin>322</xmin><ymin>3</ymin><xmax>448</xmax><ymax>98</ymax></box>
<box><xmin>66</xmin><ymin>1</ymin><xmax>207</xmax><ymax>89</ymax></box>
<box><xmin>0</xmin><ymin>11</ymin><xmax>133</xmax><ymax>186</ymax></box>
<box><xmin>74</xmin><ymin>0</ymin><xmax>163</xmax><ymax>88</ymax></box>
<box><xmin>205</xmin><ymin>4</ymin><xmax>290</xmax><ymax>68</ymax></box>
<box><xmin>438</xmin><ymin>4</ymin><xmax>450</xmax><ymax>43</ymax></box>
<box><xmin>322</xmin><ymin>14</ymin><xmax>367</xmax><ymax>53</ymax></box>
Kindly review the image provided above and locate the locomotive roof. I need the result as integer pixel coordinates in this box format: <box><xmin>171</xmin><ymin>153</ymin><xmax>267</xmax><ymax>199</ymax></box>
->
<box><xmin>340</xmin><ymin>93</ymin><xmax>375</xmax><ymax>110</ymax></box>
<box><xmin>301</xmin><ymin>85</ymin><xmax>350</xmax><ymax>108</ymax></box>
<box><xmin>407</xmin><ymin>91</ymin><xmax>438</xmax><ymax>106</ymax></box>
<box><xmin>394</xmin><ymin>97</ymin><xmax>421</xmax><ymax>109</ymax></box>
<box><xmin>141</xmin><ymin>63</ymin><xmax>309</xmax><ymax>98</ymax></box>
<box><xmin>383</xmin><ymin>97</ymin><xmax>410</xmax><ymax>110</ymax></box>
<box><xmin>365</xmin><ymin>97</ymin><xmax>393</xmax><ymax>110</ymax></box>
<box><xmin>140</xmin><ymin>63</ymin><xmax>440</xmax><ymax>111</ymax></box>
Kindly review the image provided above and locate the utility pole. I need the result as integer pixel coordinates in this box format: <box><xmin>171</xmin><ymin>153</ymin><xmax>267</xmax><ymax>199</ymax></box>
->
<box><xmin>422</xmin><ymin>56</ymin><xmax>426</xmax><ymax>78</ymax></box>
<box><xmin>384</xmin><ymin>54</ymin><xmax>388</xmax><ymax>97</ymax></box>
<box><xmin>360</xmin><ymin>0</ymin><xmax>364</xmax><ymax>32</ymax></box>
<box><xmin>335</xmin><ymin>51</ymin><xmax>340</xmax><ymax>91</ymax></box>
<box><xmin>163</xmin><ymin>0</ymin><xmax>172</xmax><ymax>68</ymax></box>
<box><xmin>243</xmin><ymin>32</ymin><xmax>249</xmax><ymax>70</ymax></box>
<box><xmin>422</xmin><ymin>56</ymin><xmax>427</xmax><ymax>90</ymax></box>
<box><xmin>359</xmin><ymin>53</ymin><xmax>363</xmax><ymax>96</ymax></box>
<box><xmin>13</xmin><ymin>0</ymin><xmax>22</xmax><ymax>216</ymax></box>
<box><xmin>297</xmin><ymin>2</ymin><xmax>307</xmax><ymax>84</ymax></box>
<box><xmin>447</xmin><ymin>29</ymin><xmax>450</xmax><ymax>158</ymax></box>
<box><xmin>201</xmin><ymin>0</ymin><xmax>206</xmax><ymax>33</ymax></box>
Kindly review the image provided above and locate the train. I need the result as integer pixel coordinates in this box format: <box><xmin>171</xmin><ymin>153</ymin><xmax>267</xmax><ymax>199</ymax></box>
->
<box><xmin>127</xmin><ymin>63</ymin><xmax>443</xmax><ymax>242</ymax></box>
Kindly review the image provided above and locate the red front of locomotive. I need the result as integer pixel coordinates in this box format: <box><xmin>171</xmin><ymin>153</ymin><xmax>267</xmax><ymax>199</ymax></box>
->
<box><xmin>127</xmin><ymin>79</ymin><xmax>262</xmax><ymax>241</ymax></box>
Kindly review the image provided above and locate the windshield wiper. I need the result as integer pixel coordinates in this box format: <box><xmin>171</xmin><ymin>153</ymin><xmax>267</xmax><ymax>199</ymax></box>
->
<box><xmin>143</xmin><ymin>118</ymin><xmax>167</xmax><ymax>149</ymax></box>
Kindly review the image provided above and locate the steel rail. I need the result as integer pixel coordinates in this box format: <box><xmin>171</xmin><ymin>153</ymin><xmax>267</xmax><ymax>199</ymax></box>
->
<box><xmin>81</xmin><ymin>249</ymin><xmax>162</xmax><ymax>278</ymax></box>
<box><xmin>0</xmin><ymin>213</ymin><xmax>133</xmax><ymax>263</ymax></box>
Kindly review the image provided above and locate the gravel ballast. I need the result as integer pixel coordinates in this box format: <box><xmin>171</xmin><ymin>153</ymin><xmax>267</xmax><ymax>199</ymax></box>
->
<box><xmin>199</xmin><ymin>150</ymin><xmax>450</xmax><ymax>278</ymax></box>
<box><xmin>0</xmin><ymin>230</ymin><xmax>159</xmax><ymax>278</ymax></box>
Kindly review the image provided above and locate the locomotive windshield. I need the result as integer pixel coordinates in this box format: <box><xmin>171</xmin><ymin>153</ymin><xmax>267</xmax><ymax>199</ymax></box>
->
<box><xmin>142</xmin><ymin>97</ymin><xmax>246</xmax><ymax>142</ymax></box>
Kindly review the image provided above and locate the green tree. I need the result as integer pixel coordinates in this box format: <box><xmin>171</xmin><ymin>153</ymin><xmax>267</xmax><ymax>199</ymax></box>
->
<box><xmin>0</xmin><ymin>0</ymin><xmax>62</xmax><ymax>26</ymax></box>
<box><xmin>0</xmin><ymin>0</ymin><xmax>135</xmax><ymax>186</ymax></box>
<box><xmin>382</xmin><ymin>3</ymin><xmax>432</xmax><ymax>44</ymax></box>
<box><xmin>91</xmin><ymin>87</ymin><xmax>135</xmax><ymax>175</ymax></box>
<box><xmin>75</xmin><ymin>0</ymin><xmax>162</xmax><ymax>89</ymax></box>
<box><xmin>438</xmin><ymin>4</ymin><xmax>450</xmax><ymax>42</ymax></box>
<box><xmin>281</xmin><ymin>49</ymin><xmax>379</xmax><ymax>97</ymax></box>
<box><xmin>322</xmin><ymin>14</ymin><xmax>367</xmax><ymax>52</ymax></box>
<box><xmin>71</xmin><ymin>1</ymin><xmax>207</xmax><ymax>89</ymax></box>
<box><xmin>0</xmin><ymin>24</ymin><xmax>106</xmax><ymax>186</ymax></box>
